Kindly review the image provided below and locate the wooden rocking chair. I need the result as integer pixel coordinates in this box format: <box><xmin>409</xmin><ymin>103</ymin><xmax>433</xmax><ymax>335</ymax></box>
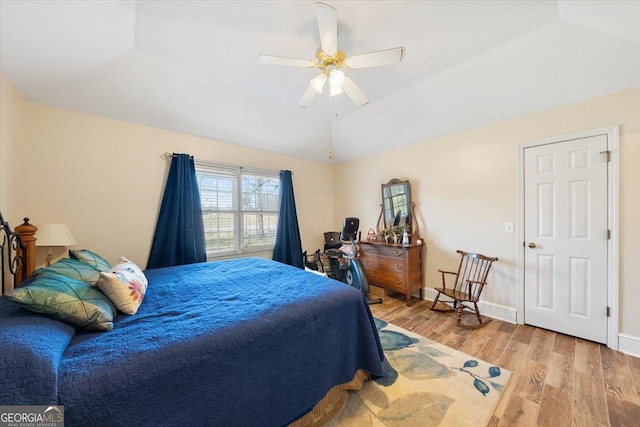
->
<box><xmin>430</xmin><ymin>250</ymin><xmax>498</xmax><ymax>329</ymax></box>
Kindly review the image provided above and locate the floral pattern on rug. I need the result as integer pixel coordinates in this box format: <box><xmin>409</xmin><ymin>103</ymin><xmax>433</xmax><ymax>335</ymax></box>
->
<box><xmin>326</xmin><ymin>318</ymin><xmax>511</xmax><ymax>427</ymax></box>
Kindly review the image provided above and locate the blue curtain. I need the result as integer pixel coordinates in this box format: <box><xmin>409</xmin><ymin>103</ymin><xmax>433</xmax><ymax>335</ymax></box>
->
<box><xmin>147</xmin><ymin>154</ymin><xmax>206</xmax><ymax>269</ymax></box>
<box><xmin>273</xmin><ymin>170</ymin><xmax>303</xmax><ymax>269</ymax></box>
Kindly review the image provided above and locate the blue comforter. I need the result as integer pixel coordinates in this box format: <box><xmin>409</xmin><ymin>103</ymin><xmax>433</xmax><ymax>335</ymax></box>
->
<box><xmin>0</xmin><ymin>258</ymin><xmax>383</xmax><ymax>426</ymax></box>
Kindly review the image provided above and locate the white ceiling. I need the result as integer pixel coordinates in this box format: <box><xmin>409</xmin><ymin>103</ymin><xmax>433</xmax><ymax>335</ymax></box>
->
<box><xmin>1</xmin><ymin>1</ymin><xmax>639</xmax><ymax>163</ymax></box>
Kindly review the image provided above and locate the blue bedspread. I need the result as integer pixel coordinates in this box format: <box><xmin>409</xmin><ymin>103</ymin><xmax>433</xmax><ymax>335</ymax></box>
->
<box><xmin>1</xmin><ymin>258</ymin><xmax>383</xmax><ymax>426</ymax></box>
<box><xmin>0</xmin><ymin>303</ymin><xmax>76</xmax><ymax>405</ymax></box>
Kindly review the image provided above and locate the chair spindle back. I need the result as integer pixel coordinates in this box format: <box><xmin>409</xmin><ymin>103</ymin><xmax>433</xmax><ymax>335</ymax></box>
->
<box><xmin>454</xmin><ymin>250</ymin><xmax>499</xmax><ymax>302</ymax></box>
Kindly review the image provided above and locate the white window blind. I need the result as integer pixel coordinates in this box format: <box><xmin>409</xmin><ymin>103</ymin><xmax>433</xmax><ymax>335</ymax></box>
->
<box><xmin>195</xmin><ymin>162</ymin><xmax>279</xmax><ymax>257</ymax></box>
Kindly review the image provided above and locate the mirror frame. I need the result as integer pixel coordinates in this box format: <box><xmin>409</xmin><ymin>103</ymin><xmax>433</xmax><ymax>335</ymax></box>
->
<box><xmin>376</xmin><ymin>179</ymin><xmax>420</xmax><ymax>241</ymax></box>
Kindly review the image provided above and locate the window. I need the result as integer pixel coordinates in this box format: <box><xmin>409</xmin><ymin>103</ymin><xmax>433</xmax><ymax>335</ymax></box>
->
<box><xmin>195</xmin><ymin>162</ymin><xmax>279</xmax><ymax>257</ymax></box>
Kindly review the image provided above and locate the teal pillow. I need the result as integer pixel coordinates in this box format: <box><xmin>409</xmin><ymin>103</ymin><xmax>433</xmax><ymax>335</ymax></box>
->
<box><xmin>34</xmin><ymin>258</ymin><xmax>101</xmax><ymax>286</ymax></box>
<box><xmin>4</xmin><ymin>271</ymin><xmax>117</xmax><ymax>331</ymax></box>
<box><xmin>69</xmin><ymin>249</ymin><xmax>112</xmax><ymax>272</ymax></box>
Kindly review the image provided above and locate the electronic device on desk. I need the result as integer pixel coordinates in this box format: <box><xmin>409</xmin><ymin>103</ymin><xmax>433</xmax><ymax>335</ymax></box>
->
<box><xmin>326</xmin><ymin>217</ymin><xmax>383</xmax><ymax>305</ymax></box>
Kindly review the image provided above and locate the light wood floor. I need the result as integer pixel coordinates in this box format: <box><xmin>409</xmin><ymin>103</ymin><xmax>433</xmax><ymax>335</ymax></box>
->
<box><xmin>369</xmin><ymin>293</ymin><xmax>640</xmax><ymax>427</ymax></box>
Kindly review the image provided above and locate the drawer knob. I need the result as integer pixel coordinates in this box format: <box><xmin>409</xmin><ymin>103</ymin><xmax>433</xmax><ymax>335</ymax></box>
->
<box><xmin>394</xmin><ymin>250</ymin><xmax>402</xmax><ymax>256</ymax></box>
<box><xmin>395</xmin><ymin>263</ymin><xmax>403</xmax><ymax>269</ymax></box>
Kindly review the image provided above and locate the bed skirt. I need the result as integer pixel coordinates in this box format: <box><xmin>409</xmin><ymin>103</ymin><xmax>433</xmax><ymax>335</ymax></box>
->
<box><xmin>290</xmin><ymin>369</ymin><xmax>371</xmax><ymax>427</ymax></box>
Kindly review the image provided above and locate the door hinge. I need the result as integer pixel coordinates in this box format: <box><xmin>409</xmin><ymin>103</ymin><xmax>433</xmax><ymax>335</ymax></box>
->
<box><xmin>607</xmin><ymin>306</ymin><xmax>610</xmax><ymax>317</ymax></box>
<box><xmin>600</xmin><ymin>150</ymin><xmax>611</xmax><ymax>162</ymax></box>
<box><xmin>607</xmin><ymin>229</ymin><xmax>611</xmax><ymax>240</ymax></box>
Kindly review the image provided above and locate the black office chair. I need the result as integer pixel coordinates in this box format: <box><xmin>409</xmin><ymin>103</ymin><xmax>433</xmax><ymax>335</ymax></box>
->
<box><xmin>323</xmin><ymin>232</ymin><xmax>342</xmax><ymax>252</ymax></box>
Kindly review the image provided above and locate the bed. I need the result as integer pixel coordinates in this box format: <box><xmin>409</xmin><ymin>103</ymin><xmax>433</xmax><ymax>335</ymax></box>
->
<box><xmin>0</xmin><ymin>214</ymin><xmax>384</xmax><ymax>426</ymax></box>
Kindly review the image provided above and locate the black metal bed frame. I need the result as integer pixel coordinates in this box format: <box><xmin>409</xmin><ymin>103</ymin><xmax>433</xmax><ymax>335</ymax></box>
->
<box><xmin>0</xmin><ymin>211</ymin><xmax>26</xmax><ymax>294</ymax></box>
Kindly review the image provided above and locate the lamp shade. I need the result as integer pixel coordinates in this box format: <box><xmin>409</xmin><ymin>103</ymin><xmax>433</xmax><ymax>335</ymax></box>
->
<box><xmin>310</xmin><ymin>73</ymin><xmax>327</xmax><ymax>94</ymax></box>
<box><xmin>329</xmin><ymin>68</ymin><xmax>345</xmax><ymax>88</ymax></box>
<box><xmin>329</xmin><ymin>85</ymin><xmax>343</xmax><ymax>97</ymax></box>
<box><xmin>35</xmin><ymin>224</ymin><xmax>76</xmax><ymax>247</ymax></box>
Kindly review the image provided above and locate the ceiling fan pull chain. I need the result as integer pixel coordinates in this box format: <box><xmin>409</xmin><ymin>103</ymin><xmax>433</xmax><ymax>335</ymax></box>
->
<box><xmin>328</xmin><ymin>113</ymin><xmax>334</xmax><ymax>160</ymax></box>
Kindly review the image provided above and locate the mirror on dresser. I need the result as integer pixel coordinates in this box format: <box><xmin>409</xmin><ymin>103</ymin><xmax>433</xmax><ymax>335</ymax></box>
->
<box><xmin>376</xmin><ymin>178</ymin><xmax>420</xmax><ymax>241</ymax></box>
<box><xmin>366</xmin><ymin>178</ymin><xmax>424</xmax><ymax>305</ymax></box>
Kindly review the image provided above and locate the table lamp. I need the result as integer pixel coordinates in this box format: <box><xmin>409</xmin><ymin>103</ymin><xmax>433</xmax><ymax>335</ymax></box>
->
<box><xmin>35</xmin><ymin>224</ymin><xmax>76</xmax><ymax>266</ymax></box>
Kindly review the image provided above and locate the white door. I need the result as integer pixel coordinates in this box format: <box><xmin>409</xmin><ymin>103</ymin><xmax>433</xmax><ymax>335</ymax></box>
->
<box><xmin>524</xmin><ymin>135</ymin><xmax>608</xmax><ymax>344</ymax></box>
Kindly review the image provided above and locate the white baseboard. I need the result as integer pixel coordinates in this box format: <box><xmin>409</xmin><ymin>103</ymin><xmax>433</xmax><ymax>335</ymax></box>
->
<box><xmin>420</xmin><ymin>290</ymin><xmax>636</xmax><ymax>354</ymax></box>
<box><xmin>421</xmin><ymin>288</ymin><xmax>518</xmax><ymax>324</ymax></box>
<box><xmin>618</xmin><ymin>333</ymin><xmax>640</xmax><ymax>358</ymax></box>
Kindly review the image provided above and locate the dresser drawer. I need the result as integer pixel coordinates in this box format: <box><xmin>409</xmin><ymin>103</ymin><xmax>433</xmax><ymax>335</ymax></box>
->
<box><xmin>360</xmin><ymin>254</ymin><xmax>406</xmax><ymax>272</ymax></box>
<box><xmin>366</xmin><ymin>268</ymin><xmax>406</xmax><ymax>293</ymax></box>
<box><xmin>360</xmin><ymin>244</ymin><xmax>406</xmax><ymax>259</ymax></box>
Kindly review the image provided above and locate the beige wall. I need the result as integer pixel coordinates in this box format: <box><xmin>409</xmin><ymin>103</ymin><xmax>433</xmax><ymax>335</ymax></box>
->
<box><xmin>334</xmin><ymin>86</ymin><xmax>640</xmax><ymax>337</ymax></box>
<box><xmin>0</xmin><ymin>74</ymin><xmax>29</xmax><ymax>226</ymax></box>
<box><xmin>18</xmin><ymin>102</ymin><xmax>333</xmax><ymax>269</ymax></box>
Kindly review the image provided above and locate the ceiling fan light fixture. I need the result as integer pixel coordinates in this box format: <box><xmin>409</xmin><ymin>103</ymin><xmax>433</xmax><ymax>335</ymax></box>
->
<box><xmin>329</xmin><ymin>68</ymin><xmax>345</xmax><ymax>88</ymax></box>
<box><xmin>310</xmin><ymin>73</ymin><xmax>328</xmax><ymax>94</ymax></box>
<box><xmin>329</xmin><ymin>84</ymin><xmax>343</xmax><ymax>97</ymax></box>
<box><xmin>257</xmin><ymin>2</ymin><xmax>403</xmax><ymax>108</ymax></box>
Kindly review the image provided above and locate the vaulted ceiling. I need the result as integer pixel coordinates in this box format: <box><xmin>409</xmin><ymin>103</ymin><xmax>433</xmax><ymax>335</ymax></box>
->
<box><xmin>1</xmin><ymin>1</ymin><xmax>639</xmax><ymax>162</ymax></box>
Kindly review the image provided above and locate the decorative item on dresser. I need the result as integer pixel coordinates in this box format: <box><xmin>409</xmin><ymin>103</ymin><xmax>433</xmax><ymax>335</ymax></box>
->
<box><xmin>359</xmin><ymin>240</ymin><xmax>424</xmax><ymax>306</ymax></box>
<box><xmin>363</xmin><ymin>178</ymin><xmax>425</xmax><ymax>306</ymax></box>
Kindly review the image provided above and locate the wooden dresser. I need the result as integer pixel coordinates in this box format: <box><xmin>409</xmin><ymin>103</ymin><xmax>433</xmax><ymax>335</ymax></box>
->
<box><xmin>359</xmin><ymin>240</ymin><xmax>424</xmax><ymax>306</ymax></box>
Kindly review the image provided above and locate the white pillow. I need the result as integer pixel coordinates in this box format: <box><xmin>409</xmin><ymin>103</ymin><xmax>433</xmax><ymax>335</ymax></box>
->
<box><xmin>97</xmin><ymin>257</ymin><xmax>148</xmax><ymax>315</ymax></box>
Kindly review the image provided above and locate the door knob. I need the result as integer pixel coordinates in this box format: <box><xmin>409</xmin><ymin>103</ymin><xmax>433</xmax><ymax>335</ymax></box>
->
<box><xmin>528</xmin><ymin>243</ymin><xmax>537</xmax><ymax>248</ymax></box>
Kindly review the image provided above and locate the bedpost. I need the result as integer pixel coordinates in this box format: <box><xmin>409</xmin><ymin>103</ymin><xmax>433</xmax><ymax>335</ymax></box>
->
<box><xmin>15</xmin><ymin>218</ymin><xmax>37</xmax><ymax>285</ymax></box>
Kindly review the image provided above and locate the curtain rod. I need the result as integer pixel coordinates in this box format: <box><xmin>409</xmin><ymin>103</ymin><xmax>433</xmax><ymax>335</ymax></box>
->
<box><xmin>162</xmin><ymin>153</ymin><xmax>285</xmax><ymax>176</ymax></box>
<box><xmin>163</xmin><ymin>152</ymin><xmax>193</xmax><ymax>159</ymax></box>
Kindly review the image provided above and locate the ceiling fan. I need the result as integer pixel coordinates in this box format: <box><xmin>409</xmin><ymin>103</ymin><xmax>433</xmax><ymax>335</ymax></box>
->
<box><xmin>256</xmin><ymin>2</ymin><xmax>405</xmax><ymax>108</ymax></box>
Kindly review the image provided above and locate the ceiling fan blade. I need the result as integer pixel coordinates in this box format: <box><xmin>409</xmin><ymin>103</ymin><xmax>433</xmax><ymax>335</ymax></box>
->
<box><xmin>316</xmin><ymin>2</ymin><xmax>337</xmax><ymax>56</ymax></box>
<box><xmin>345</xmin><ymin>47</ymin><xmax>405</xmax><ymax>69</ymax></box>
<box><xmin>256</xmin><ymin>54</ymin><xmax>315</xmax><ymax>68</ymax></box>
<box><xmin>341</xmin><ymin>76</ymin><xmax>369</xmax><ymax>107</ymax></box>
<box><xmin>298</xmin><ymin>85</ymin><xmax>318</xmax><ymax>108</ymax></box>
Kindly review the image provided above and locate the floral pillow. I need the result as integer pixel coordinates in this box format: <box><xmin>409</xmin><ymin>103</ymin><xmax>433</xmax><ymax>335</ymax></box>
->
<box><xmin>69</xmin><ymin>249</ymin><xmax>112</xmax><ymax>272</ymax></box>
<box><xmin>97</xmin><ymin>257</ymin><xmax>148</xmax><ymax>315</ymax></box>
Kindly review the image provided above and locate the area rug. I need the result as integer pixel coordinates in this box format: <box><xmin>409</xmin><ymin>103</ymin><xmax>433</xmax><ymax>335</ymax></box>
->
<box><xmin>326</xmin><ymin>318</ymin><xmax>512</xmax><ymax>427</ymax></box>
